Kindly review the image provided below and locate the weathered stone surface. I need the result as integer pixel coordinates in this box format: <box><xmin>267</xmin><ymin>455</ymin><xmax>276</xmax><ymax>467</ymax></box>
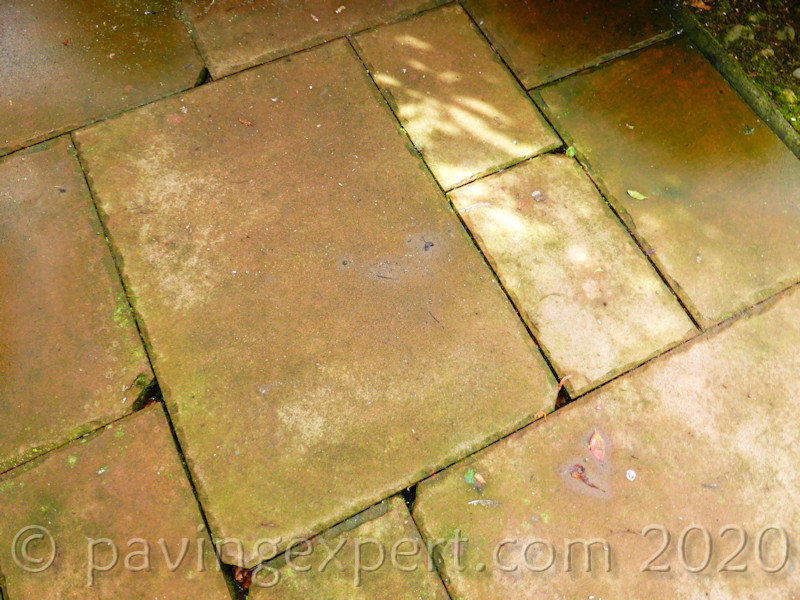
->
<box><xmin>0</xmin><ymin>138</ymin><xmax>152</xmax><ymax>473</ymax></box>
<box><xmin>0</xmin><ymin>406</ymin><xmax>231</xmax><ymax>598</ymax></box>
<box><xmin>0</xmin><ymin>0</ymin><xmax>203</xmax><ymax>156</ymax></box>
<box><xmin>354</xmin><ymin>4</ymin><xmax>559</xmax><ymax>190</ymax></box>
<box><xmin>249</xmin><ymin>496</ymin><xmax>448</xmax><ymax>598</ymax></box>
<box><xmin>462</xmin><ymin>0</ymin><xmax>673</xmax><ymax>88</ymax></box>
<box><xmin>537</xmin><ymin>39</ymin><xmax>800</xmax><ymax>328</ymax></box>
<box><xmin>449</xmin><ymin>155</ymin><xmax>695</xmax><ymax>395</ymax></box>
<box><xmin>74</xmin><ymin>39</ymin><xmax>556</xmax><ymax>567</ymax></box>
<box><xmin>414</xmin><ymin>286</ymin><xmax>800</xmax><ymax>598</ymax></box>
<box><xmin>182</xmin><ymin>0</ymin><xmax>446</xmax><ymax>78</ymax></box>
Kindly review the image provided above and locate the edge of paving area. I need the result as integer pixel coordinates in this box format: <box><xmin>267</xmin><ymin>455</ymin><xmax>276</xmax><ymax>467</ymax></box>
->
<box><xmin>659</xmin><ymin>0</ymin><xmax>800</xmax><ymax>158</ymax></box>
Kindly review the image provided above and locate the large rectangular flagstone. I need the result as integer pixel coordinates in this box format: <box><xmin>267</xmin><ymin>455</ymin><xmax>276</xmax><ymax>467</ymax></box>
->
<box><xmin>0</xmin><ymin>406</ymin><xmax>231</xmax><ymax>598</ymax></box>
<box><xmin>182</xmin><ymin>0</ymin><xmax>446</xmax><ymax>78</ymax></box>
<box><xmin>0</xmin><ymin>137</ymin><xmax>152</xmax><ymax>473</ymax></box>
<box><xmin>449</xmin><ymin>155</ymin><xmax>695</xmax><ymax>395</ymax></box>
<box><xmin>353</xmin><ymin>4</ymin><xmax>560</xmax><ymax>190</ymax></box>
<box><xmin>249</xmin><ymin>496</ymin><xmax>448</xmax><ymax>597</ymax></box>
<box><xmin>74</xmin><ymin>39</ymin><xmax>556</xmax><ymax>568</ymax></box>
<box><xmin>0</xmin><ymin>0</ymin><xmax>203</xmax><ymax>156</ymax></box>
<box><xmin>462</xmin><ymin>0</ymin><xmax>674</xmax><ymax>88</ymax></box>
<box><xmin>536</xmin><ymin>39</ymin><xmax>800</xmax><ymax>328</ymax></box>
<box><xmin>413</xmin><ymin>285</ymin><xmax>800</xmax><ymax>598</ymax></box>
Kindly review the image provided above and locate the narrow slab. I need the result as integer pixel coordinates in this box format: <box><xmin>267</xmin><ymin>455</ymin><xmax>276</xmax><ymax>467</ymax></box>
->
<box><xmin>74</xmin><ymin>39</ymin><xmax>556</xmax><ymax>567</ymax></box>
<box><xmin>462</xmin><ymin>0</ymin><xmax>673</xmax><ymax>88</ymax></box>
<box><xmin>354</xmin><ymin>4</ymin><xmax>559</xmax><ymax>190</ymax></box>
<box><xmin>0</xmin><ymin>138</ymin><xmax>152</xmax><ymax>473</ymax></box>
<box><xmin>414</xmin><ymin>287</ymin><xmax>800</xmax><ymax>598</ymax></box>
<box><xmin>449</xmin><ymin>155</ymin><xmax>695</xmax><ymax>395</ymax></box>
<box><xmin>249</xmin><ymin>497</ymin><xmax>448</xmax><ymax>598</ymax></box>
<box><xmin>0</xmin><ymin>0</ymin><xmax>203</xmax><ymax>156</ymax></box>
<box><xmin>182</xmin><ymin>0</ymin><xmax>446</xmax><ymax>78</ymax></box>
<box><xmin>0</xmin><ymin>406</ymin><xmax>231</xmax><ymax>598</ymax></box>
<box><xmin>537</xmin><ymin>39</ymin><xmax>800</xmax><ymax>328</ymax></box>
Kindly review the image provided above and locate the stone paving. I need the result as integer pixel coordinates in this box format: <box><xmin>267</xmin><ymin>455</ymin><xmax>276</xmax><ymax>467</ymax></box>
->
<box><xmin>1</xmin><ymin>1</ymin><xmax>799</xmax><ymax>599</ymax></box>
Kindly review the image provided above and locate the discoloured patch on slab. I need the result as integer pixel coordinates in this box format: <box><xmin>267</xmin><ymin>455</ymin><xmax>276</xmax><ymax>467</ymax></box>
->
<box><xmin>182</xmin><ymin>0</ymin><xmax>447</xmax><ymax>78</ymax></box>
<box><xmin>249</xmin><ymin>497</ymin><xmax>449</xmax><ymax>598</ymax></box>
<box><xmin>413</xmin><ymin>286</ymin><xmax>800</xmax><ymax>598</ymax></box>
<box><xmin>463</xmin><ymin>0</ymin><xmax>673</xmax><ymax>88</ymax></box>
<box><xmin>449</xmin><ymin>154</ymin><xmax>695</xmax><ymax>395</ymax></box>
<box><xmin>354</xmin><ymin>4</ymin><xmax>559</xmax><ymax>190</ymax></box>
<box><xmin>0</xmin><ymin>138</ymin><xmax>152</xmax><ymax>473</ymax></box>
<box><xmin>537</xmin><ymin>39</ymin><xmax>800</xmax><ymax>328</ymax></box>
<box><xmin>74</xmin><ymin>40</ymin><xmax>556</xmax><ymax>567</ymax></box>
<box><xmin>0</xmin><ymin>406</ymin><xmax>231</xmax><ymax>598</ymax></box>
<box><xmin>0</xmin><ymin>0</ymin><xmax>203</xmax><ymax>156</ymax></box>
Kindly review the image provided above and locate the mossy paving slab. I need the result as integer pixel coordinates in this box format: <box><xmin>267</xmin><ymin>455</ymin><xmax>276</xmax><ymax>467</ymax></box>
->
<box><xmin>413</xmin><ymin>287</ymin><xmax>800</xmax><ymax>599</ymax></box>
<box><xmin>74</xmin><ymin>39</ymin><xmax>556</xmax><ymax>568</ymax></box>
<box><xmin>248</xmin><ymin>496</ymin><xmax>448</xmax><ymax>598</ymax></box>
<box><xmin>462</xmin><ymin>0</ymin><xmax>674</xmax><ymax>89</ymax></box>
<box><xmin>448</xmin><ymin>154</ymin><xmax>696</xmax><ymax>396</ymax></box>
<box><xmin>0</xmin><ymin>0</ymin><xmax>203</xmax><ymax>157</ymax></box>
<box><xmin>537</xmin><ymin>38</ymin><xmax>800</xmax><ymax>329</ymax></box>
<box><xmin>0</xmin><ymin>137</ymin><xmax>152</xmax><ymax>473</ymax></box>
<box><xmin>182</xmin><ymin>0</ymin><xmax>447</xmax><ymax>78</ymax></box>
<box><xmin>0</xmin><ymin>406</ymin><xmax>231</xmax><ymax>598</ymax></box>
<box><xmin>353</xmin><ymin>4</ymin><xmax>560</xmax><ymax>191</ymax></box>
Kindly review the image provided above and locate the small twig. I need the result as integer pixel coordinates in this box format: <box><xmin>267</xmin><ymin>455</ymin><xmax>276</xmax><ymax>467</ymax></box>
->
<box><xmin>200</xmin><ymin>0</ymin><xmax>215</xmax><ymax>16</ymax></box>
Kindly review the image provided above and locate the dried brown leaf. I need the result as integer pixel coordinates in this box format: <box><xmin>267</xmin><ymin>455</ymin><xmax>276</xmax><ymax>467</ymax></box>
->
<box><xmin>589</xmin><ymin>428</ymin><xmax>606</xmax><ymax>463</ymax></box>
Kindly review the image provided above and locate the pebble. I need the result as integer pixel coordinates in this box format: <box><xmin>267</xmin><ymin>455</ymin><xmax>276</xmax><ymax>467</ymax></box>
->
<box><xmin>793</xmin><ymin>68</ymin><xmax>800</xmax><ymax>80</ymax></box>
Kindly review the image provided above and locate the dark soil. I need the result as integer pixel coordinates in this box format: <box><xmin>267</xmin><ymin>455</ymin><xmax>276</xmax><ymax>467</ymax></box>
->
<box><xmin>692</xmin><ymin>0</ymin><xmax>799</xmax><ymax>132</ymax></box>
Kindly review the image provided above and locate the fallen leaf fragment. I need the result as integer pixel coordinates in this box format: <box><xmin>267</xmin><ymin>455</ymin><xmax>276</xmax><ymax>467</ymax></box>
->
<box><xmin>566</xmin><ymin>146</ymin><xmax>576</xmax><ymax>157</ymax></box>
<box><xmin>570</xmin><ymin>464</ymin><xmax>605</xmax><ymax>492</ymax></box>
<box><xmin>534</xmin><ymin>410</ymin><xmax>548</xmax><ymax>422</ymax></box>
<box><xmin>627</xmin><ymin>190</ymin><xmax>647</xmax><ymax>200</ymax></box>
<box><xmin>686</xmin><ymin>0</ymin><xmax>712</xmax><ymax>10</ymax></box>
<box><xmin>588</xmin><ymin>428</ymin><xmax>606</xmax><ymax>463</ymax></box>
<box><xmin>238</xmin><ymin>117</ymin><xmax>253</xmax><ymax>127</ymax></box>
<box><xmin>233</xmin><ymin>566</ymin><xmax>252</xmax><ymax>590</ymax></box>
<box><xmin>468</xmin><ymin>499</ymin><xmax>501</xmax><ymax>507</ymax></box>
<box><xmin>474</xmin><ymin>473</ymin><xmax>486</xmax><ymax>486</ymax></box>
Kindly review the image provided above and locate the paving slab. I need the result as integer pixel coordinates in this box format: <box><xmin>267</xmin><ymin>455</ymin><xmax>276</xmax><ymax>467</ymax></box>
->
<box><xmin>536</xmin><ymin>39</ymin><xmax>800</xmax><ymax>329</ymax></box>
<box><xmin>182</xmin><ymin>0</ymin><xmax>446</xmax><ymax>78</ymax></box>
<box><xmin>0</xmin><ymin>0</ymin><xmax>203</xmax><ymax>157</ymax></box>
<box><xmin>462</xmin><ymin>0</ymin><xmax>674</xmax><ymax>89</ymax></box>
<box><xmin>249</xmin><ymin>496</ymin><xmax>448</xmax><ymax>598</ymax></box>
<box><xmin>413</xmin><ymin>286</ymin><xmax>800</xmax><ymax>599</ymax></box>
<box><xmin>0</xmin><ymin>137</ymin><xmax>152</xmax><ymax>473</ymax></box>
<box><xmin>448</xmin><ymin>154</ymin><xmax>696</xmax><ymax>395</ymax></box>
<box><xmin>353</xmin><ymin>4</ymin><xmax>560</xmax><ymax>190</ymax></box>
<box><xmin>74</xmin><ymin>39</ymin><xmax>557</xmax><ymax>568</ymax></box>
<box><xmin>0</xmin><ymin>406</ymin><xmax>231</xmax><ymax>598</ymax></box>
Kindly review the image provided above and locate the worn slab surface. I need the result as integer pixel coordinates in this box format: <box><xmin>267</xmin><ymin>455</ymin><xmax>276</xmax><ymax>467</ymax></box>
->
<box><xmin>413</xmin><ymin>286</ymin><xmax>800</xmax><ymax>599</ymax></box>
<box><xmin>249</xmin><ymin>496</ymin><xmax>448</xmax><ymax>598</ymax></box>
<box><xmin>182</xmin><ymin>0</ymin><xmax>446</xmax><ymax>78</ymax></box>
<box><xmin>537</xmin><ymin>39</ymin><xmax>800</xmax><ymax>329</ymax></box>
<box><xmin>0</xmin><ymin>0</ymin><xmax>203</xmax><ymax>156</ymax></box>
<box><xmin>0</xmin><ymin>406</ymin><xmax>231</xmax><ymax>598</ymax></box>
<box><xmin>0</xmin><ymin>138</ymin><xmax>152</xmax><ymax>473</ymax></box>
<box><xmin>449</xmin><ymin>155</ymin><xmax>695</xmax><ymax>395</ymax></box>
<box><xmin>463</xmin><ymin>0</ymin><xmax>673</xmax><ymax>88</ymax></box>
<box><xmin>74</xmin><ymin>39</ymin><xmax>556</xmax><ymax>568</ymax></box>
<box><xmin>354</xmin><ymin>4</ymin><xmax>559</xmax><ymax>190</ymax></box>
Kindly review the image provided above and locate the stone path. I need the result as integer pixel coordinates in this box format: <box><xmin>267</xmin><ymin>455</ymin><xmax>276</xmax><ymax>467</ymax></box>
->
<box><xmin>1</xmin><ymin>1</ymin><xmax>799</xmax><ymax>598</ymax></box>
